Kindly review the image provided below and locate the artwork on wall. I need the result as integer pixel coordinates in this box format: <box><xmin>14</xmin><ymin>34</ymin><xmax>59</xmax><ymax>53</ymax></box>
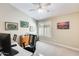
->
<box><xmin>57</xmin><ymin>21</ymin><xmax>69</xmax><ymax>29</ymax></box>
<box><xmin>20</xmin><ymin>21</ymin><xmax>29</xmax><ymax>28</ymax></box>
<box><xmin>29</xmin><ymin>26</ymin><xmax>33</xmax><ymax>32</ymax></box>
<box><xmin>5</xmin><ymin>22</ymin><xmax>18</xmax><ymax>30</ymax></box>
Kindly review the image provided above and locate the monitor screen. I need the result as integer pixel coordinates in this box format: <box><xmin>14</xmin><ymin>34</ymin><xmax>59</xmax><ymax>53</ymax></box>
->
<box><xmin>0</xmin><ymin>33</ymin><xmax>11</xmax><ymax>53</ymax></box>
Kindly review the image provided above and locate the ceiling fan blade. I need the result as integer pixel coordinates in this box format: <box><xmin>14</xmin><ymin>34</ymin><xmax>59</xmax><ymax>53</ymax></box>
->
<box><xmin>38</xmin><ymin>3</ymin><xmax>42</xmax><ymax>8</ymax></box>
<box><xmin>46</xmin><ymin>3</ymin><xmax>51</xmax><ymax>6</ymax></box>
<box><xmin>42</xmin><ymin>3</ymin><xmax>51</xmax><ymax>7</ymax></box>
<box><xmin>29</xmin><ymin>9</ymin><xmax>36</xmax><ymax>11</ymax></box>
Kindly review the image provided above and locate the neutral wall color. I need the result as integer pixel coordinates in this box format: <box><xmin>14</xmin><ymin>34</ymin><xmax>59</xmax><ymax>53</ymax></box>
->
<box><xmin>38</xmin><ymin>12</ymin><xmax>79</xmax><ymax>49</ymax></box>
<box><xmin>0</xmin><ymin>4</ymin><xmax>37</xmax><ymax>43</ymax></box>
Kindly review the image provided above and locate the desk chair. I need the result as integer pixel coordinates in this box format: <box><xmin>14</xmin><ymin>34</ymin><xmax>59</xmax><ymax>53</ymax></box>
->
<box><xmin>23</xmin><ymin>34</ymin><xmax>37</xmax><ymax>53</ymax></box>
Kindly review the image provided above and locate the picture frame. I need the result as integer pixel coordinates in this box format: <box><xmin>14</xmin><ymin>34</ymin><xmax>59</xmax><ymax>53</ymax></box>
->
<box><xmin>20</xmin><ymin>21</ymin><xmax>29</xmax><ymax>28</ymax></box>
<box><xmin>57</xmin><ymin>21</ymin><xmax>69</xmax><ymax>29</ymax></box>
<box><xmin>29</xmin><ymin>26</ymin><xmax>33</xmax><ymax>32</ymax></box>
<box><xmin>5</xmin><ymin>22</ymin><xmax>18</xmax><ymax>30</ymax></box>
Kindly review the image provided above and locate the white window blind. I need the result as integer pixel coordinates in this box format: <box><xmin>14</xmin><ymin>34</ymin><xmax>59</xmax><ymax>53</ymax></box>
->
<box><xmin>38</xmin><ymin>24</ymin><xmax>51</xmax><ymax>38</ymax></box>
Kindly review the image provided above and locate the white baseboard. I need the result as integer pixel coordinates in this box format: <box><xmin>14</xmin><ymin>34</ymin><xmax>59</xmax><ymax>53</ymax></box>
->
<box><xmin>40</xmin><ymin>40</ymin><xmax>79</xmax><ymax>52</ymax></box>
<box><xmin>52</xmin><ymin>41</ymin><xmax>79</xmax><ymax>52</ymax></box>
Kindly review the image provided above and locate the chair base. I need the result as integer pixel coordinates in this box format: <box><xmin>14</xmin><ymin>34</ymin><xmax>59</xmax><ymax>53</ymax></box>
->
<box><xmin>24</xmin><ymin>47</ymin><xmax>36</xmax><ymax>53</ymax></box>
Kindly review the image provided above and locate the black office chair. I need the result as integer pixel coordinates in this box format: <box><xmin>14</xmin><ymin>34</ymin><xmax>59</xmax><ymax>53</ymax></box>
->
<box><xmin>23</xmin><ymin>34</ymin><xmax>37</xmax><ymax>53</ymax></box>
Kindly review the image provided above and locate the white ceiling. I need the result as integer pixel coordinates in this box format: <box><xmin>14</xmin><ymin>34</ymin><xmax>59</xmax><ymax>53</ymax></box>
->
<box><xmin>10</xmin><ymin>3</ymin><xmax>79</xmax><ymax>20</ymax></box>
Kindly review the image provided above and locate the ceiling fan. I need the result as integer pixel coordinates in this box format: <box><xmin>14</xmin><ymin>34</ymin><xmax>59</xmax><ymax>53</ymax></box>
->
<box><xmin>29</xmin><ymin>3</ymin><xmax>51</xmax><ymax>12</ymax></box>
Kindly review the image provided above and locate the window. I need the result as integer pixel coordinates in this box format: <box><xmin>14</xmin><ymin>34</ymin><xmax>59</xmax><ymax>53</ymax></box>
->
<box><xmin>38</xmin><ymin>23</ymin><xmax>51</xmax><ymax>38</ymax></box>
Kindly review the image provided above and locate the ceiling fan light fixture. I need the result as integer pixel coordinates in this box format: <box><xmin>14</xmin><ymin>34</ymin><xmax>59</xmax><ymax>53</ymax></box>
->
<box><xmin>30</xmin><ymin>3</ymin><xmax>51</xmax><ymax>13</ymax></box>
<box><xmin>38</xmin><ymin>8</ymin><xmax>44</xmax><ymax>13</ymax></box>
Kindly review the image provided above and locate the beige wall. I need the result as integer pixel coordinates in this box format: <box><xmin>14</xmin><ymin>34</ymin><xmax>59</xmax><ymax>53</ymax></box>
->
<box><xmin>39</xmin><ymin>12</ymin><xmax>79</xmax><ymax>49</ymax></box>
<box><xmin>51</xmin><ymin>12</ymin><xmax>79</xmax><ymax>49</ymax></box>
<box><xmin>0</xmin><ymin>4</ymin><xmax>37</xmax><ymax>43</ymax></box>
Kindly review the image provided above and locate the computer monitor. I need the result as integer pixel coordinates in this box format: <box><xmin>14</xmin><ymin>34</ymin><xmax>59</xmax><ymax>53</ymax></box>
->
<box><xmin>0</xmin><ymin>33</ymin><xmax>18</xmax><ymax>56</ymax></box>
<box><xmin>0</xmin><ymin>33</ymin><xmax>11</xmax><ymax>53</ymax></box>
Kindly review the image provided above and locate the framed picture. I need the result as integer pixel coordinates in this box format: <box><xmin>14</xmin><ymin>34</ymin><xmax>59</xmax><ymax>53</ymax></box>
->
<box><xmin>5</xmin><ymin>22</ymin><xmax>18</xmax><ymax>30</ymax></box>
<box><xmin>57</xmin><ymin>21</ymin><xmax>69</xmax><ymax>29</ymax></box>
<box><xmin>20</xmin><ymin>21</ymin><xmax>29</xmax><ymax>28</ymax></box>
<box><xmin>29</xmin><ymin>26</ymin><xmax>33</xmax><ymax>32</ymax></box>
